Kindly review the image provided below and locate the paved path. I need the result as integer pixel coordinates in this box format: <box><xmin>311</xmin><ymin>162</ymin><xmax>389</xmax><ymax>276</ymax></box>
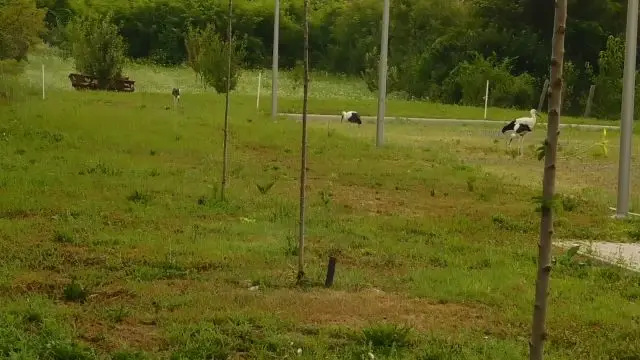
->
<box><xmin>279</xmin><ymin>113</ymin><xmax>620</xmax><ymax>131</ymax></box>
<box><xmin>555</xmin><ymin>240</ymin><xmax>640</xmax><ymax>272</ymax></box>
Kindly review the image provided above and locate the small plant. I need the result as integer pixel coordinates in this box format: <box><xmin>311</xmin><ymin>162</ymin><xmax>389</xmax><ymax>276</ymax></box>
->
<box><xmin>256</xmin><ymin>180</ymin><xmax>276</xmax><ymax>195</ymax></box>
<box><xmin>553</xmin><ymin>245</ymin><xmax>581</xmax><ymax>267</ymax></box>
<box><xmin>594</xmin><ymin>128</ymin><xmax>609</xmax><ymax>158</ymax></box>
<box><xmin>536</xmin><ymin>140</ymin><xmax>547</xmax><ymax>161</ymax></box>
<box><xmin>127</xmin><ymin>190</ymin><xmax>151</xmax><ymax>204</ymax></box>
<box><xmin>23</xmin><ymin>309</ymin><xmax>43</xmax><ymax>325</ymax></box>
<box><xmin>79</xmin><ymin>162</ymin><xmax>121</xmax><ymax>176</ymax></box>
<box><xmin>362</xmin><ymin>323</ymin><xmax>413</xmax><ymax>355</ymax></box>
<box><xmin>149</xmin><ymin>149</ymin><xmax>157</xmax><ymax>156</ymax></box>
<box><xmin>626</xmin><ymin>228</ymin><xmax>640</xmax><ymax>242</ymax></box>
<box><xmin>285</xmin><ymin>234</ymin><xmax>298</xmax><ymax>256</ymax></box>
<box><xmin>63</xmin><ymin>278</ymin><xmax>89</xmax><ymax>303</ymax></box>
<box><xmin>53</xmin><ymin>230</ymin><xmax>76</xmax><ymax>244</ymax></box>
<box><xmin>466</xmin><ymin>176</ymin><xmax>476</xmax><ymax>192</ymax></box>
<box><xmin>105</xmin><ymin>304</ymin><xmax>130</xmax><ymax>323</ymax></box>
<box><xmin>319</xmin><ymin>189</ymin><xmax>332</xmax><ymax>205</ymax></box>
<box><xmin>561</xmin><ymin>194</ymin><xmax>580</xmax><ymax>212</ymax></box>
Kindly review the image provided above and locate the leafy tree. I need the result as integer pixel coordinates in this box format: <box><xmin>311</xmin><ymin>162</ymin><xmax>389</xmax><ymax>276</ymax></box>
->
<box><xmin>185</xmin><ymin>24</ymin><xmax>245</xmax><ymax>94</ymax></box>
<box><xmin>591</xmin><ymin>35</ymin><xmax>624</xmax><ymax>119</ymax></box>
<box><xmin>0</xmin><ymin>0</ymin><xmax>46</xmax><ymax>100</ymax></box>
<box><xmin>67</xmin><ymin>13</ymin><xmax>127</xmax><ymax>89</ymax></box>
<box><xmin>0</xmin><ymin>0</ymin><xmax>46</xmax><ymax>62</ymax></box>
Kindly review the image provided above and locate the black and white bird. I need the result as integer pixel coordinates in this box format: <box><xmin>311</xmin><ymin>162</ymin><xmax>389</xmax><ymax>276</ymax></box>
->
<box><xmin>171</xmin><ymin>87</ymin><xmax>181</xmax><ymax>107</ymax></box>
<box><xmin>501</xmin><ymin>109</ymin><xmax>538</xmax><ymax>155</ymax></box>
<box><xmin>341</xmin><ymin>110</ymin><xmax>362</xmax><ymax>126</ymax></box>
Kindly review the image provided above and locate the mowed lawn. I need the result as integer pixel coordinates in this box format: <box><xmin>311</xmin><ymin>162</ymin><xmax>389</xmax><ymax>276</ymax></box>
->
<box><xmin>0</xmin><ymin>90</ymin><xmax>639</xmax><ymax>359</ymax></box>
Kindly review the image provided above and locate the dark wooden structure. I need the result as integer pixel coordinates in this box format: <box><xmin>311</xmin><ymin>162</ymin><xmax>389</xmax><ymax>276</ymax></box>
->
<box><xmin>68</xmin><ymin>73</ymin><xmax>135</xmax><ymax>92</ymax></box>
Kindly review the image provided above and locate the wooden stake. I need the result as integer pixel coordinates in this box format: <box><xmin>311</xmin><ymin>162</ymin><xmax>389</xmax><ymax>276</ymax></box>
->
<box><xmin>324</xmin><ymin>257</ymin><xmax>337</xmax><ymax>288</ymax></box>
<box><xmin>583</xmin><ymin>85</ymin><xmax>596</xmax><ymax>118</ymax></box>
<box><xmin>537</xmin><ymin>79</ymin><xmax>550</xmax><ymax>113</ymax></box>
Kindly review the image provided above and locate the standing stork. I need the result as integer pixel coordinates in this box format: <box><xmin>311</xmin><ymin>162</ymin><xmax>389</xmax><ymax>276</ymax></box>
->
<box><xmin>501</xmin><ymin>109</ymin><xmax>538</xmax><ymax>156</ymax></box>
<box><xmin>171</xmin><ymin>87</ymin><xmax>181</xmax><ymax>108</ymax></box>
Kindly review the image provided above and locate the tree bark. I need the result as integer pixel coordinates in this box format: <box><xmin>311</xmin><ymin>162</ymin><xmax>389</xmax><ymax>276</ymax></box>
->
<box><xmin>296</xmin><ymin>0</ymin><xmax>309</xmax><ymax>284</ymax></box>
<box><xmin>221</xmin><ymin>0</ymin><xmax>232</xmax><ymax>201</ymax></box>
<box><xmin>529</xmin><ymin>1</ymin><xmax>567</xmax><ymax>360</ymax></box>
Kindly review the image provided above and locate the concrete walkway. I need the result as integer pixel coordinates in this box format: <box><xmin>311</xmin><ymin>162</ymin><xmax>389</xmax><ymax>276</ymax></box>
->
<box><xmin>555</xmin><ymin>240</ymin><xmax>640</xmax><ymax>272</ymax></box>
<box><xmin>279</xmin><ymin>113</ymin><xmax>620</xmax><ymax>132</ymax></box>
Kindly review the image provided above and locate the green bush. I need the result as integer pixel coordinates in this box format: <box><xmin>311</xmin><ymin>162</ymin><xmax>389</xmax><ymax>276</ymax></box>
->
<box><xmin>185</xmin><ymin>24</ymin><xmax>245</xmax><ymax>94</ymax></box>
<box><xmin>67</xmin><ymin>13</ymin><xmax>127</xmax><ymax>89</ymax></box>
<box><xmin>442</xmin><ymin>53</ymin><xmax>536</xmax><ymax>109</ymax></box>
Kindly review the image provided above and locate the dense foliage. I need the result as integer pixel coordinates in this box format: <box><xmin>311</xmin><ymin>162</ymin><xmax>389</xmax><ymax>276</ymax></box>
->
<box><xmin>25</xmin><ymin>0</ymin><xmax>640</xmax><ymax>119</ymax></box>
<box><xmin>0</xmin><ymin>0</ymin><xmax>46</xmax><ymax>100</ymax></box>
<box><xmin>185</xmin><ymin>24</ymin><xmax>245</xmax><ymax>94</ymax></box>
<box><xmin>67</xmin><ymin>13</ymin><xmax>127</xmax><ymax>88</ymax></box>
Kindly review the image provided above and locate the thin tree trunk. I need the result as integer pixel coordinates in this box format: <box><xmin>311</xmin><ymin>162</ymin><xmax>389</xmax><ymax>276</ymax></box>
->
<box><xmin>221</xmin><ymin>0</ymin><xmax>232</xmax><ymax>201</ymax></box>
<box><xmin>296</xmin><ymin>0</ymin><xmax>309</xmax><ymax>284</ymax></box>
<box><xmin>529</xmin><ymin>1</ymin><xmax>567</xmax><ymax>359</ymax></box>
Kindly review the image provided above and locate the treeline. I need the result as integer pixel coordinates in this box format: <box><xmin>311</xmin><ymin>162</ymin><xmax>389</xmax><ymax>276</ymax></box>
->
<box><xmin>25</xmin><ymin>0</ymin><xmax>640</xmax><ymax>119</ymax></box>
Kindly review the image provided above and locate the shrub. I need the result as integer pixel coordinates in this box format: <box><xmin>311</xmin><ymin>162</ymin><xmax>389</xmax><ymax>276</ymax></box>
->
<box><xmin>185</xmin><ymin>24</ymin><xmax>245</xmax><ymax>94</ymax></box>
<box><xmin>67</xmin><ymin>13</ymin><xmax>127</xmax><ymax>89</ymax></box>
<box><xmin>442</xmin><ymin>52</ymin><xmax>536</xmax><ymax>109</ymax></box>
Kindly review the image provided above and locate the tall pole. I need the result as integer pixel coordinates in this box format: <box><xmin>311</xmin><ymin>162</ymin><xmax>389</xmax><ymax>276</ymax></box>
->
<box><xmin>376</xmin><ymin>0</ymin><xmax>390</xmax><ymax>147</ymax></box>
<box><xmin>615</xmin><ymin>0</ymin><xmax>639</xmax><ymax>218</ymax></box>
<box><xmin>271</xmin><ymin>0</ymin><xmax>280</xmax><ymax>120</ymax></box>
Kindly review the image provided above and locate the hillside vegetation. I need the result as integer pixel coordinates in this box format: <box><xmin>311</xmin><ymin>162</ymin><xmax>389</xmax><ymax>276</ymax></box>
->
<box><xmin>20</xmin><ymin>0</ymin><xmax>640</xmax><ymax>120</ymax></box>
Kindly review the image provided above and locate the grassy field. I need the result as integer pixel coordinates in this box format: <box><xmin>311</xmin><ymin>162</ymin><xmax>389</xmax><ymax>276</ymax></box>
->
<box><xmin>1</xmin><ymin>83</ymin><xmax>639</xmax><ymax>359</ymax></box>
<box><xmin>14</xmin><ymin>46</ymin><xmax>624</xmax><ymax>127</ymax></box>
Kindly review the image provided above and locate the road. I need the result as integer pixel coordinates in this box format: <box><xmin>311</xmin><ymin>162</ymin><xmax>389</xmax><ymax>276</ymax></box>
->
<box><xmin>279</xmin><ymin>113</ymin><xmax>620</xmax><ymax>131</ymax></box>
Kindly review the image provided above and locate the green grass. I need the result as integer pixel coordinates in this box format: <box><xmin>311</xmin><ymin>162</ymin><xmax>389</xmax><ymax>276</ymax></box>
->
<box><xmin>20</xmin><ymin>45</ymin><xmax>622</xmax><ymax>127</ymax></box>
<box><xmin>1</xmin><ymin>84</ymin><xmax>639</xmax><ymax>359</ymax></box>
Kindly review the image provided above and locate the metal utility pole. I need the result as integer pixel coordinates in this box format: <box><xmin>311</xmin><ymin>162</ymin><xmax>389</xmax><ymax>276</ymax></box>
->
<box><xmin>271</xmin><ymin>0</ymin><xmax>280</xmax><ymax>120</ymax></box>
<box><xmin>376</xmin><ymin>0</ymin><xmax>390</xmax><ymax>147</ymax></box>
<box><xmin>615</xmin><ymin>0</ymin><xmax>639</xmax><ymax>218</ymax></box>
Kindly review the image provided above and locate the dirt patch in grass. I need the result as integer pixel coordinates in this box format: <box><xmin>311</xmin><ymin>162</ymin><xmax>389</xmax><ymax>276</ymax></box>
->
<box><xmin>258</xmin><ymin>288</ymin><xmax>489</xmax><ymax>331</ymax></box>
<box><xmin>77</xmin><ymin>317</ymin><xmax>166</xmax><ymax>353</ymax></box>
<box><xmin>10</xmin><ymin>270</ymin><xmax>67</xmax><ymax>297</ymax></box>
<box><xmin>148</xmin><ymin>280</ymin><xmax>494</xmax><ymax>333</ymax></box>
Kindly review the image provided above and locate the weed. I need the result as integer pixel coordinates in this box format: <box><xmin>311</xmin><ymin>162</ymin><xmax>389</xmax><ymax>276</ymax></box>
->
<box><xmin>362</xmin><ymin>323</ymin><xmax>413</xmax><ymax>355</ymax></box>
<box><xmin>256</xmin><ymin>180</ymin><xmax>276</xmax><ymax>195</ymax></box>
<box><xmin>127</xmin><ymin>190</ymin><xmax>151</xmax><ymax>204</ymax></box>
<box><xmin>63</xmin><ymin>279</ymin><xmax>89</xmax><ymax>303</ymax></box>
<box><xmin>105</xmin><ymin>305</ymin><xmax>130</xmax><ymax>323</ymax></box>
<box><xmin>53</xmin><ymin>230</ymin><xmax>76</xmax><ymax>244</ymax></box>
<box><xmin>319</xmin><ymin>189</ymin><xmax>333</xmax><ymax>205</ymax></box>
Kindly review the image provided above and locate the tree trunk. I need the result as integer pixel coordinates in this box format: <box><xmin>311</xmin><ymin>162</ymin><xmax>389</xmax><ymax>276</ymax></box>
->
<box><xmin>296</xmin><ymin>0</ymin><xmax>309</xmax><ymax>284</ymax></box>
<box><xmin>221</xmin><ymin>0</ymin><xmax>232</xmax><ymax>201</ymax></box>
<box><xmin>529</xmin><ymin>1</ymin><xmax>567</xmax><ymax>360</ymax></box>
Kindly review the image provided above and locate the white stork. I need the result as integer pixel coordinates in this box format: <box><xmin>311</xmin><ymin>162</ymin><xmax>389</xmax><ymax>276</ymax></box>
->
<box><xmin>501</xmin><ymin>109</ymin><xmax>538</xmax><ymax>155</ymax></box>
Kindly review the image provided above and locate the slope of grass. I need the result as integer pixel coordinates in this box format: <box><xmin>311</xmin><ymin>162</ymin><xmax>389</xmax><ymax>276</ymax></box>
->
<box><xmin>21</xmin><ymin>45</ymin><xmax>619</xmax><ymax>126</ymax></box>
<box><xmin>0</xmin><ymin>89</ymin><xmax>639</xmax><ymax>359</ymax></box>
